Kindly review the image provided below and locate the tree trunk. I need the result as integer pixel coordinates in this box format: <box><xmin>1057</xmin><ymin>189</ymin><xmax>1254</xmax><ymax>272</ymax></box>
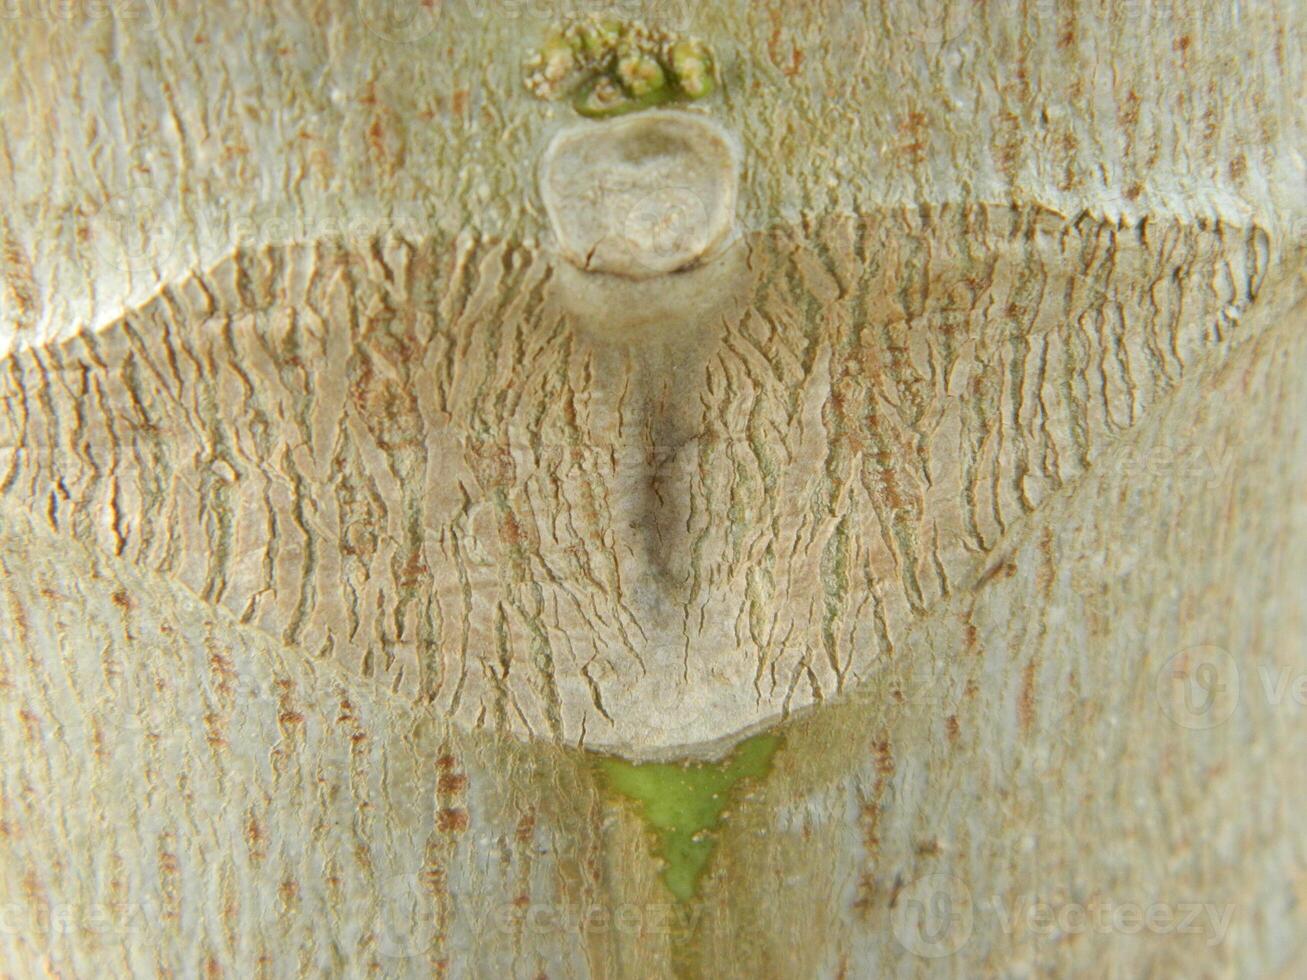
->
<box><xmin>1</xmin><ymin>1</ymin><xmax>1304</xmax><ymax>976</ymax></box>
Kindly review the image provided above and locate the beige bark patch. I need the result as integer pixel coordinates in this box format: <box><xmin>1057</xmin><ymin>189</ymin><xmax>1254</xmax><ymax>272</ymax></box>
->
<box><xmin>0</xmin><ymin>208</ymin><xmax>1282</xmax><ymax>758</ymax></box>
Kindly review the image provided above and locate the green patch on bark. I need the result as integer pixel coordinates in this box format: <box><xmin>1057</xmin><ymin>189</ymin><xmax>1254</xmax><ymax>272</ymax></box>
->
<box><xmin>524</xmin><ymin>16</ymin><xmax>717</xmax><ymax>118</ymax></box>
<box><xmin>596</xmin><ymin>733</ymin><xmax>781</xmax><ymax>902</ymax></box>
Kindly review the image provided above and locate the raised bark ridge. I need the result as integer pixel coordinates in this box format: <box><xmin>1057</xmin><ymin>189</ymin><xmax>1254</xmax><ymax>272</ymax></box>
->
<box><xmin>0</xmin><ymin>205</ymin><xmax>1281</xmax><ymax>756</ymax></box>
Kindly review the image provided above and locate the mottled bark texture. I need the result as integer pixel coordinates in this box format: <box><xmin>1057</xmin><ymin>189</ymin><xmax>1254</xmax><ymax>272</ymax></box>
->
<box><xmin>0</xmin><ymin>1</ymin><xmax>1304</xmax><ymax>977</ymax></box>
<box><xmin>0</xmin><ymin>207</ymin><xmax>1290</xmax><ymax>757</ymax></box>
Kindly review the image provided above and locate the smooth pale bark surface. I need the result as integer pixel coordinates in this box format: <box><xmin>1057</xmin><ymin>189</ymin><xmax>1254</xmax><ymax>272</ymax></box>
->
<box><xmin>1</xmin><ymin>1</ymin><xmax>1305</xmax><ymax>977</ymax></box>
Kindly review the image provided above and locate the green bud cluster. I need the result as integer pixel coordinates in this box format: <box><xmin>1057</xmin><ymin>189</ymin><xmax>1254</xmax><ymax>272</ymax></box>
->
<box><xmin>524</xmin><ymin>16</ymin><xmax>717</xmax><ymax>118</ymax></box>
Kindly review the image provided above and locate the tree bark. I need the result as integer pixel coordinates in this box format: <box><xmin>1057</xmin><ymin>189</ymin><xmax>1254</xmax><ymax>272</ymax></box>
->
<box><xmin>0</xmin><ymin>1</ymin><xmax>1304</xmax><ymax>977</ymax></box>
